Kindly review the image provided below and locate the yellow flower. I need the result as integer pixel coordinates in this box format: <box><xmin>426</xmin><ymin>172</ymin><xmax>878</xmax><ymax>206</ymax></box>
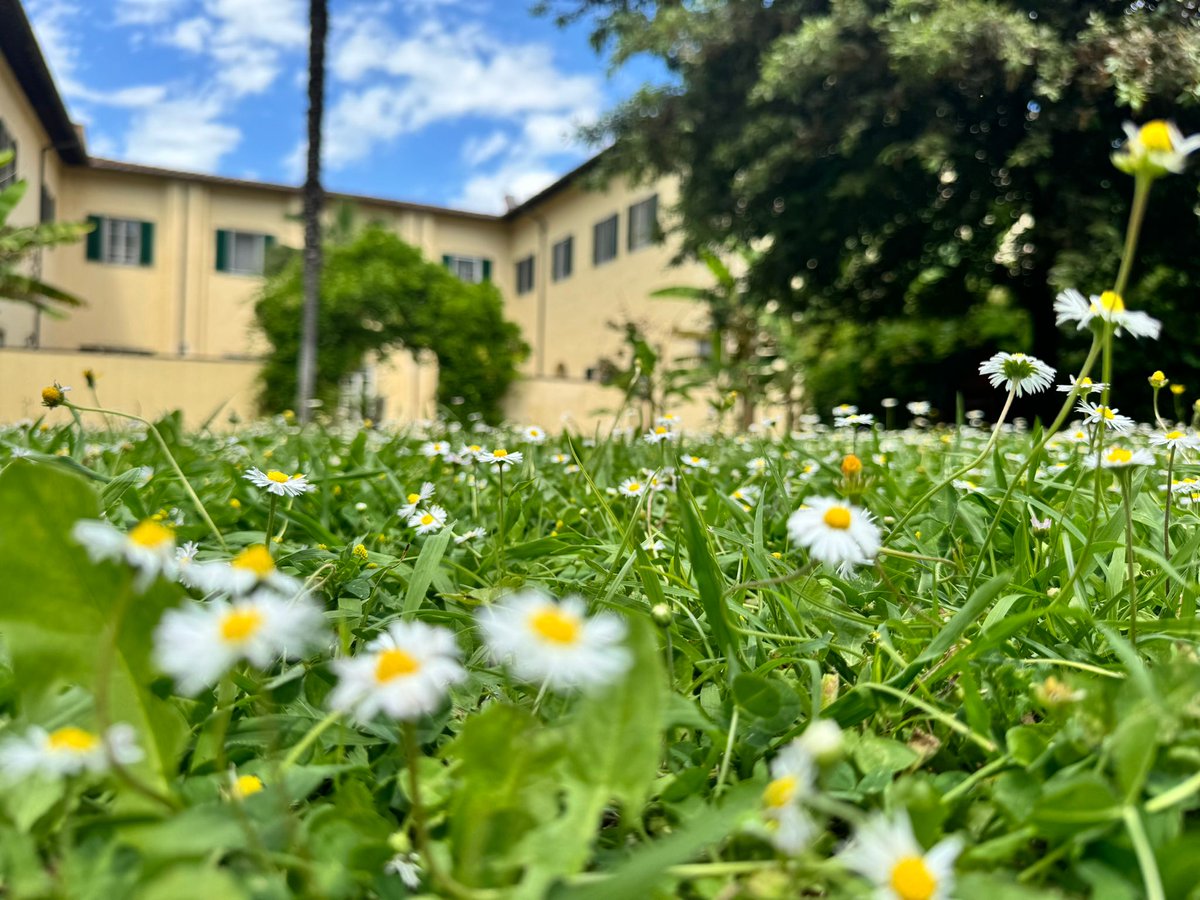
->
<box><xmin>841</xmin><ymin>454</ymin><xmax>863</xmax><ymax>477</ymax></box>
<box><xmin>1171</xmin><ymin>383</ymin><xmax>1187</xmax><ymax>396</ymax></box>
<box><xmin>40</xmin><ymin>382</ymin><xmax>70</xmax><ymax>408</ymax></box>
<box><xmin>352</xmin><ymin>543</ymin><xmax>369</xmax><ymax>562</ymax></box>
<box><xmin>1149</xmin><ymin>370</ymin><xmax>1168</xmax><ymax>389</ymax></box>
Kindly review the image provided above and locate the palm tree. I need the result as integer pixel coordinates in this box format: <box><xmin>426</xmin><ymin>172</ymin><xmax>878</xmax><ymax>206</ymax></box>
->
<box><xmin>0</xmin><ymin>150</ymin><xmax>90</xmax><ymax>315</ymax></box>
<box><xmin>296</xmin><ymin>0</ymin><xmax>327</xmax><ymax>424</ymax></box>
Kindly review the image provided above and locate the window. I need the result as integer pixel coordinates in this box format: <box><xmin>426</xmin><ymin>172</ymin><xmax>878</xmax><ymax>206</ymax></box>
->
<box><xmin>552</xmin><ymin>236</ymin><xmax>573</xmax><ymax>281</ymax></box>
<box><xmin>216</xmin><ymin>229</ymin><xmax>273</xmax><ymax>275</ymax></box>
<box><xmin>516</xmin><ymin>254</ymin><xmax>535</xmax><ymax>295</ymax></box>
<box><xmin>39</xmin><ymin>186</ymin><xmax>56</xmax><ymax>223</ymax></box>
<box><xmin>593</xmin><ymin>214</ymin><xmax>618</xmax><ymax>266</ymax></box>
<box><xmin>443</xmin><ymin>254</ymin><xmax>491</xmax><ymax>284</ymax></box>
<box><xmin>0</xmin><ymin>120</ymin><xmax>16</xmax><ymax>191</ymax></box>
<box><xmin>85</xmin><ymin>216</ymin><xmax>154</xmax><ymax>267</ymax></box>
<box><xmin>628</xmin><ymin>194</ymin><xmax>659</xmax><ymax>251</ymax></box>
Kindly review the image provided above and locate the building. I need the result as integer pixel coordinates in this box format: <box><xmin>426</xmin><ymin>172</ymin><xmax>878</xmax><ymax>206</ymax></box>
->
<box><xmin>0</xmin><ymin>0</ymin><xmax>712</xmax><ymax>427</ymax></box>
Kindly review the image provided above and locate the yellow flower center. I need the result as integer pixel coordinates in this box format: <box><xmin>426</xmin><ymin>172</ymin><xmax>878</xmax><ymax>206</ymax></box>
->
<box><xmin>1079</xmin><ymin>377</ymin><xmax>1093</xmax><ymax>387</ymax></box>
<box><xmin>235</xmin><ymin>774</ymin><xmax>265</xmax><ymax>797</ymax></box>
<box><xmin>627</xmin><ymin>482</ymin><xmax>642</xmax><ymax>493</ymax></box>
<box><xmin>220</xmin><ymin>608</ymin><xmax>264</xmax><ymax>643</ymax></box>
<box><xmin>1139</xmin><ymin>120</ymin><xmax>1174</xmax><ymax>153</ymax></box>
<box><xmin>375</xmin><ymin>648</ymin><xmax>422</xmax><ymax>682</ymax></box>
<box><xmin>1092</xmin><ymin>291</ymin><xmax>1125</xmax><ymax>313</ymax></box>
<box><xmin>1107</xmin><ymin>448</ymin><xmax>1133</xmax><ymax>465</ymax></box>
<box><xmin>529</xmin><ymin>607</ymin><xmax>581</xmax><ymax>645</ymax></box>
<box><xmin>469</xmin><ymin>445</ymin><xmax>482</xmax><ymax>453</ymax></box>
<box><xmin>654</xmin><ymin>426</ymin><xmax>668</xmax><ymax>435</ymax></box>
<box><xmin>128</xmin><ymin>519</ymin><xmax>173</xmax><ymax>549</ymax></box>
<box><xmin>841</xmin><ymin>454</ymin><xmax>863</xmax><ymax>476</ymax></box>
<box><xmin>407</xmin><ymin>493</ymin><xmax>421</xmax><ymax>503</ymax></box>
<box><xmin>1101</xmin><ymin>407</ymin><xmax>1116</xmax><ymax>420</ymax></box>
<box><xmin>420</xmin><ymin>513</ymin><xmax>435</xmax><ymax>526</ymax></box>
<box><xmin>1167</xmin><ymin>431</ymin><xmax>1184</xmax><ymax>440</ymax></box>
<box><xmin>47</xmin><ymin>726</ymin><xmax>99</xmax><ymax>753</ymax></box>
<box><xmin>823</xmin><ymin>506</ymin><xmax>852</xmax><ymax>530</ymax></box>
<box><xmin>762</xmin><ymin>774</ymin><xmax>797</xmax><ymax>809</ymax></box>
<box><xmin>232</xmin><ymin>544</ymin><xmax>275</xmax><ymax>578</ymax></box>
<box><xmin>41</xmin><ymin>386</ymin><xmax>64</xmax><ymax>406</ymax></box>
<box><xmin>493</xmin><ymin>449</ymin><xmax>509</xmax><ymax>458</ymax></box>
<box><xmin>890</xmin><ymin>856</ymin><xmax>937</xmax><ymax>900</ymax></box>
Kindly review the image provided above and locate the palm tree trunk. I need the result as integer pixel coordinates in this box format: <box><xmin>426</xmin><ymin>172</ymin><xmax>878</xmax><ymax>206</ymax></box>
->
<box><xmin>297</xmin><ymin>0</ymin><xmax>327</xmax><ymax>424</ymax></box>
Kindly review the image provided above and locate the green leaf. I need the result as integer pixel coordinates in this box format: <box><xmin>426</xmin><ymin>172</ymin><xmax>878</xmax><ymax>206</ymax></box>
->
<box><xmin>677</xmin><ymin>478</ymin><xmax>738</xmax><ymax>675</ymax></box>
<box><xmin>732</xmin><ymin>673</ymin><xmax>783</xmax><ymax>719</ymax></box>
<box><xmin>0</xmin><ymin>461</ymin><xmax>186</xmax><ymax>796</ymax></box>
<box><xmin>402</xmin><ymin>527</ymin><xmax>452</xmax><ymax>617</ymax></box>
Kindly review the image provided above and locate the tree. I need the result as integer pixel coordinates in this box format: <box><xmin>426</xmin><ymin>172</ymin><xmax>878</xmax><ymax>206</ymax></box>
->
<box><xmin>255</xmin><ymin>226</ymin><xmax>528</xmax><ymax>423</ymax></box>
<box><xmin>296</xmin><ymin>0</ymin><xmax>327</xmax><ymax>425</ymax></box>
<box><xmin>542</xmin><ymin>0</ymin><xmax>1200</xmax><ymax>418</ymax></box>
<box><xmin>0</xmin><ymin>150</ymin><xmax>91</xmax><ymax>314</ymax></box>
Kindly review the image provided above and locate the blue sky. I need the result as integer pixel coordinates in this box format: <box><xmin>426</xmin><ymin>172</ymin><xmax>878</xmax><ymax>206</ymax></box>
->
<box><xmin>24</xmin><ymin>0</ymin><xmax>662</xmax><ymax>213</ymax></box>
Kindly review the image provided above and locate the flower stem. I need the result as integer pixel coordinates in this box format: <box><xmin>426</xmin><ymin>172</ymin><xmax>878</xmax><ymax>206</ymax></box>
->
<box><xmin>1114</xmin><ymin>175</ymin><xmax>1153</xmax><ymax>298</ymax></box>
<box><xmin>280</xmin><ymin>709</ymin><xmax>342</xmax><ymax>770</ymax></box>
<box><xmin>266</xmin><ymin>494</ymin><xmax>278</xmax><ymax>553</ymax></box>
<box><xmin>1120</xmin><ymin>471</ymin><xmax>1139</xmax><ymax>647</ymax></box>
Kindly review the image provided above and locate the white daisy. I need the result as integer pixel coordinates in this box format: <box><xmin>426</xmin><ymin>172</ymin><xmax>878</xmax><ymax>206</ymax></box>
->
<box><xmin>72</xmin><ymin>518</ymin><xmax>176</xmax><ymax>592</ymax></box>
<box><xmin>1054</xmin><ymin>289</ymin><xmax>1161</xmax><ymax>340</ymax></box>
<box><xmin>1113</xmin><ymin>119</ymin><xmax>1200</xmax><ymax>178</ymax></box>
<box><xmin>550</xmin><ymin>452</ymin><xmax>571</xmax><ymax>465</ymax></box>
<box><xmin>477</xmin><ymin>590</ymin><xmax>631</xmax><ymax>692</ymax></box>
<box><xmin>1056</xmin><ymin>375</ymin><xmax>1106</xmax><ymax>395</ymax></box>
<box><xmin>641</xmin><ymin>536</ymin><xmax>665</xmax><ymax>552</ymax></box>
<box><xmin>786</xmin><ymin>498</ymin><xmax>883</xmax><ymax>574</ymax></box>
<box><xmin>839</xmin><ymin>810</ymin><xmax>962</xmax><ymax>900</ymax></box>
<box><xmin>1149</xmin><ymin>429</ymin><xmax>1200</xmax><ymax>451</ymax></box>
<box><xmin>1084</xmin><ymin>446</ymin><xmax>1155</xmax><ymax>469</ymax></box>
<box><xmin>408</xmin><ymin>505</ymin><xmax>448</xmax><ymax>534</ymax></box>
<box><xmin>419</xmin><ymin>441</ymin><xmax>450</xmax><ymax>459</ymax></box>
<box><xmin>153</xmin><ymin>590</ymin><xmax>325</xmax><ymax>695</ymax></box>
<box><xmin>731</xmin><ymin>485</ymin><xmax>760</xmax><ymax>508</ymax></box>
<box><xmin>1030</xmin><ymin>514</ymin><xmax>1052</xmax><ymax>533</ymax></box>
<box><xmin>760</xmin><ymin>741</ymin><xmax>817</xmax><ymax>855</ymax></box>
<box><xmin>681</xmin><ymin>454</ymin><xmax>710</xmax><ymax>469</ymax></box>
<box><xmin>978</xmin><ymin>352</ymin><xmax>1056</xmax><ymax>397</ymax></box>
<box><xmin>747</xmin><ymin>457</ymin><xmax>768</xmax><ymax>474</ymax></box>
<box><xmin>952</xmin><ymin>479</ymin><xmax>983</xmax><ymax>493</ymax></box>
<box><xmin>243</xmin><ymin>467</ymin><xmax>316</xmax><ymax>497</ymax></box>
<box><xmin>0</xmin><ymin>723</ymin><xmax>143</xmax><ymax>780</ymax></box>
<box><xmin>643</xmin><ymin>425</ymin><xmax>677</xmax><ymax>444</ymax></box>
<box><xmin>480</xmin><ymin>448</ymin><xmax>523</xmax><ymax>469</ymax></box>
<box><xmin>187</xmin><ymin>544</ymin><xmax>303</xmax><ymax>597</ymax></box>
<box><xmin>385</xmin><ymin>854</ymin><xmax>423</xmax><ymax>890</ymax></box>
<box><xmin>176</xmin><ymin>540</ymin><xmax>200</xmax><ymax>565</ymax></box>
<box><xmin>835</xmin><ymin>413</ymin><xmax>875</xmax><ymax>428</ymax></box>
<box><xmin>522</xmin><ymin>425</ymin><xmax>546</xmax><ymax>444</ymax></box>
<box><xmin>832</xmin><ymin>404</ymin><xmax>858</xmax><ymax>416</ymax></box>
<box><xmin>398</xmin><ymin>482</ymin><xmax>435</xmax><ymax>518</ymax></box>
<box><xmin>618</xmin><ymin>477</ymin><xmax>646</xmax><ymax>498</ymax></box>
<box><xmin>797</xmin><ymin>719</ymin><xmax>843</xmax><ymax>763</ymax></box>
<box><xmin>455</xmin><ymin>527</ymin><xmax>486</xmax><ymax>545</ymax></box>
<box><xmin>329</xmin><ymin>621</ymin><xmax>466</xmax><ymax>723</ymax></box>
<box><xmin>458</xmin><ymin>443</ymin><xmax>485</xmax><ymax>462</ymax></box>
<box><xmin>657</xmin><ymin>413</ymin><xmax>682</xmax><ymax>427</ymax></box>
<box><xmin>906</xmin><ymin>402</ymin><xmax>931</xmax><ymax>416</ymax></box>
<box><xmin>1076</xmin><ymin>401</ymin><xmax>1136</xmax><ymax>433</ymax></box>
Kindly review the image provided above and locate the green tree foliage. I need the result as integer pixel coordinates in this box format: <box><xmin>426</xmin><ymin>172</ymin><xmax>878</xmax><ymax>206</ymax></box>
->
<box><xmin>0</xmin><ymin>150</ymin><xmax>91</xmax><ymax>315</ymax></box>
<box><xmin>254</xmin><ymin>226</ymin><xmax>527</xmax><ymax>422</ymax></box>
<box><xmin>543</xmin><ymin>0</ymin><xmax>1200</xmax><ymax>417</ymax></box>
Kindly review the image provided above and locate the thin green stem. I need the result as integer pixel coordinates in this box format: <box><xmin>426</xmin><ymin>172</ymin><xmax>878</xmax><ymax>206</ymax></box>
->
<box><xmin>1120</xmin><ymin>472</ymin><xmax>1139</xmax><ymax>647</ymax></box>
<box><xmin>1114</xmin><ymin>175</ymin><xmax>1153</xmax><ymax>298</ymax></box>
<box><xmin>265</xmin><ymin>494</ymin><xmax>278</xmax><ymax>553</ymax></box>
<box><xmin>1124</xmin><ymin>806</ymin><xmax>1166</xmax><ymax>900</ymax></box>
<box><xmin>280</xmin><ymin>709</ymin><xmax>342</xmax><ymax>771</ymax></box>
<box><xmin>714</xmin><ymin>707</ymin><xmax>739</xmax><ymax>798</ymax></box>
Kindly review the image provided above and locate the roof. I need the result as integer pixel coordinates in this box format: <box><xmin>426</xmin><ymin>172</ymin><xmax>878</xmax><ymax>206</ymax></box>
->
<box><xmin>0</xmin><ymin>0</ymin><xmax>87</xmax><ymax>164</ymax></box>
<box><xmin>501</xmin><ymin>152</ymin><xmax>607</xmax><ymax>220</ymax></box>
<box><xmin>88</xmin><ymin>157</ymin><xmax>502</xmax><ymax>222</ymax></box>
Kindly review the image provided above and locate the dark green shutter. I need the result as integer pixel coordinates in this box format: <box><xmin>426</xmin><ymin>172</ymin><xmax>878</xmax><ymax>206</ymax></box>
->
<box><xmin>264</xmin><ymin>234</ymin><xmax>276</xmax><ymax>251</ymax></box>
<box><xmin>85</xmin><ymin>215</ymin><xmax>102</xmax><ymax>261</ymax></box>
<box><xmin>442</xmin><ymin>254</ymin><xmax>451</xmax><ymax>269</ymax></box>
<box><xmin>482</xmin><ymin>259</ymin><xmax>492</xmax><ymax>282</ymax></box>
<box><xmin>216</xmin><ymin>229</ymin><xmax>229</xmax><ymax>272</ymax></box>
<box><xmin>139</xmin><ymin>221</ymin><xmax>154</xmax><ymax>266</ymax></box>
<box><xmin>627</xmin><ymin>204</ymin><xmax>635</xmax><ymax>251</ymax></box>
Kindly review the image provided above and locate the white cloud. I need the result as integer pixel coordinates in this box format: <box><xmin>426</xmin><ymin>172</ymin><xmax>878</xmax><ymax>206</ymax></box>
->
<box><xmin>24</xmin><ymin>0</ymin><xmax>81</xmax><ymax>92</ymax></box>
<box><xmin>462</xmin><ymin>131</ymin><xmax>509</xmax><ymax>167</ymax></box>
<box><xmin>116</xmin><ymin>0</ymin><xmax>189</xmax><ymax>25</ymax></box>
<box><xmin>455</xmin><ymin>162</ymin><xmax>560</xmax><ymax>214</ymax></box>
<box><xmin>169</xmin><ymin>17</ymin><xmax>214</xmax><ymax>53</ymax></box>
<box><xmin>122</xmin><ymin>95</ymin><xmax>242</xmax><ymax>171</ymax></box>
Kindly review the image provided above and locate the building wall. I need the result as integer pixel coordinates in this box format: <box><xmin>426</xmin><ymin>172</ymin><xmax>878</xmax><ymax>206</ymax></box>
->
<box><xmin>0</xmin><ymin>49</ymin><xmax>64</xmax><ymax>350</ymax></box>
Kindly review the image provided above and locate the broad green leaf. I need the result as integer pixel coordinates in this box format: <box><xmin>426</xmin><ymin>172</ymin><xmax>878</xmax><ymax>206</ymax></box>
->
<box><xmin>402</xmin><ymin>527</ymin><xmax>452</xmax><ymax>616</ymax></box>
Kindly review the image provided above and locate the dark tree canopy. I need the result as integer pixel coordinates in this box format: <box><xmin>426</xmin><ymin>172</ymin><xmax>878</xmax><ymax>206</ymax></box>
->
<box><xmin>545</xmin><ymin>0</ymin><xmax>1200</xmax><ymax>417</ymax></box>
<box><xmin>255</xmin><ymin>226</ymin><xmax>527</xmax><ymax>423</ymax></box>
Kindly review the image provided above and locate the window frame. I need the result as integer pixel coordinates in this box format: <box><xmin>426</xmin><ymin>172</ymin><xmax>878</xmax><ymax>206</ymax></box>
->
<box><xmin>0</xmin><ymin>120</ymin><xmax>17</xmax><ymax>192</ymax></box>
<box><xmin>224</xmin><ymin>229</ymin><xmax>269</xmax><ymax>276</ymax></box>
<box><xmin>552</xmin><ymin>236</ymin><xmax>573</xmax><ymax>281</ymax></box>
<box><xmin>627</xmin><ymin>194</ymin><xmax>659</xmax><ymax>252</ymax></box>
<box><xmin>515</xmin><ymin>254</ymin><xmax>535</xmax><ymax>295</ymax></box>
<box><xmin>444</xmin><ymin>254</ymin><xmax>490</xmax><ymax>284</ymax></box>
<box><xmin>593</xmin><ymin>214</ymin><xmax>619</xmax><ymax>266</ymax></box>
<box><xmin>101</xmin><ymin>218</ymin><xmax>143</xmax><ymax>267</ymax></box>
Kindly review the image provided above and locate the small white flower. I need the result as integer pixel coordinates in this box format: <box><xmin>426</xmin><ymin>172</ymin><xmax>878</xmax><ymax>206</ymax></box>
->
<box><xmin>398</xmin><ymin>482</ymin><xmax>435</xmax><ymax>518</ymax></box>
<box><xmin>187</xmin><ymin>544</ymin><xmax>303</xmax><ymax>597</ymax></box>
<box><xmin>408</xmin><ymin>505</ymin><xmax>448</xmax><ymax>534</ymax></box>
<box><xmin>1149</xmin><ymin>429</ymin><xmax>1200</xmax><ymax>451</ymax></box>
<box><xmin>952</xmin><ymin>479</ymin><xmax>983</xmax><ymax>493</ymax></box>
<box><xmin>1113</xmin><ymin>119</ymin><xmax>1200</xmax><ymax>177</ymax></box>
<box><xmin>1030</xmin><ymin>514</ymin><xmax>1053</xmax><ymax>533</ymax></box>
<box><xmin>832</xmin><ymin>404</ymin><xmax>858</xmax><ymax>416</ymax></box>
<box><xmin>244</xmin><ymin>467</ymin><xmax>316</xmax><ymax>497</ymax></box>
<box><xmin>1056</xmin><ymin>375</ymin><xmax>1107</xmax><ymax>395</ymax></box>
<box><xmin>153</xmin><ymin>591</ymin><xmax>325</xmax><ymax>694</ymax></box>
<box><xmin>522</xmin><ymin>425</ymin><xmax>546</xmax><ymax>444</ymax></box>
<box><xmin>385</xmin><ymin>853</ymin><xmax>423</xmax><ymax>890</ymax></box>
<box><xmin>1054</xmin><ymin>289</ymin><xmax>1161</xmax><ymax>340</ymax></box>
<box><xmin>978</xmin><ymin>351</ymin><xmax>1056</xmax><ymax>397</ymax></box>
<box><xmin>1076</xmin><ymin>401</ymin><xmax>1136</xmax><ymax>433</ymax></box>
<box><xmin>839</xmin><ymin>810</ymin><xmax>962</xmax><ymax>900</ymax></box>
<box><xmin>760</xmin><ymin>741</ymin><xmax>817</xmax><ymax>855</ymax></box>
<box><xmin>906</xmin><ymin>402</ymin><xmax>931</xmax><ymax>416</ymax></box>
<box><xmin>550</xmin><ymin>452</ymin><xmax>571</xmax><ymax>465</ymax></box>
<box><xmin>1084</xmin><ymin>446</ymin><xmax>1155</xmax><ymax>469</ymax></box>
<box><xmin>681</xmin><ymin>454</ymin><xmax>710</xmax><ymax>469</ymax></box>
<box><xmin>0</xmin><ymin>723</ymin><xmax>143</xmax><ymax>780</ymax></box>
<box><xmin>175</xmin><ymin>540</ymin><xmax>200</xmax><ymax>565</ymax></box>
<box><xmin>420</xmin><ymin>441</ymin><xmax>450</xmax><ymax>459</ymax></box>
<box><xmin>480</xmin><ymin>448</ymin><xmax>523</xmax><ymax>469</ymax></box>
<box><xmin>797</xmin><ymin>719</ymin><xmax>843</xmax><ymax>763</ymax></box>
<box><xmin>329</xmin><ymin>621</ymin><xmax>466</xmax><ymax>722</ymax></box>
<box><xmin>657</xmin><ymin>413</ymin><xmax>681</xmax><ymax>426</ymax></box>
<box><xmin>477</xmin><ymin>590</ymin><xmax>631</xmax><ymax>692</ymax></box>
<box><xmin>747</xmin><ymin>456</ymin><xmax>768</xmax><ymax>474</ymax></box>
<box><xmin>835</xmin><ymin>413</ymin><xmax>875</xmax><ymax>428</ymax></box>
<box><xmin>786</xmin><ymin>498</ymin><xmax>882</xmax><ymax>574</ymax></box>
<box><xmin>641</xmin><ymin>536</ymin><xmax>665</xmax><ymax>552</ymax></box>
<box><xmin>454</xmin><ymin>526</ymin><xmax>486</xmax><ymax>544</ymax></box>
<box><xmin>618</xmin><ymin>477</ymin><xmax>646</xmax><ymax>498</ymax></box>
<box><xmin>73</xmin><ymin>518</ymin><xmax>176</xmax><ymax>592</ymax></box>
<box><xmin>643</xmin><ymin>425</ymin><xmax>677</xmax><ymax>444</ymax></box>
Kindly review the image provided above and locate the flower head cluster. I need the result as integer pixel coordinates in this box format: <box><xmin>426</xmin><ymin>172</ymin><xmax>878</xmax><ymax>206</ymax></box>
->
<box><xmin>244</xmin><ymin>467</ymin><xmax>316</xmax><ymax>497</ymax></box>
<box><xmin>398</xmin><ymin>482</ymin><xmax>435</xmax><ymax>518</ymax></box>
<box><xmin>1084</xmin><ymin>446</ymin><xmax>1155</xmax><ymax>470</ymax></box>
<box><xmin>1076</xmin><ymin>401</ymin><xmax>1135</xmax><ymax>434</ymax></box>
<box><xmin>978</xmin><ymin>352</ymin><xmax>1055</xmax><ymax>397</ymax></box>
<box><xmin>1113</xmin><ymin>120</ymin><xmax>1200</xmax><ymax>179</ymax></box>
<box><xmin>839</xmin><ymin>810</ymin><xmax>962</xmax><ymax>900</ymax></box>
<box><xmin>0</xmin><ymin>723</ymin><xmax>143</xmax><ymax>780</ymax></box>
<box><xmin>73</xmin><ymin>518</ymin><xmax>176</xmax><ymax>592</ymax></box>
<box><xmin>480</xmin><ymin>448</ymin><xmax>523</xmax><ymax>469</ymax></box>
<box><xmin>1054</xmin><ymin>289</ymin><xmax>1161</xmax><ymax>340</ymax></box>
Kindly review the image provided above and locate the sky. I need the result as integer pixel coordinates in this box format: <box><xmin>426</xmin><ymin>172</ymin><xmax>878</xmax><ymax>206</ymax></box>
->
<box><xmin>23</xmin><ymin>0</ymin><xmax>662</xmax><ymax>213</ymax></box>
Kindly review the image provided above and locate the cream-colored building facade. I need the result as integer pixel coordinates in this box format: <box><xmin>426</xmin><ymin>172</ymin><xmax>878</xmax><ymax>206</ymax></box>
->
<box><xmin>0</xmin><ymin>0</ymin><xmax>710</xmax><ymax>426</ymax></box>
